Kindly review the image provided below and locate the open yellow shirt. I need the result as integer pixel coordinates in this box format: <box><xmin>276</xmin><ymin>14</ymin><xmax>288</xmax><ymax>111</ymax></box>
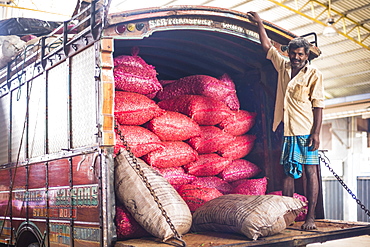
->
<box><xmin>267</xmin><ymin>46</ymin><xmax>325</xmax><ymax>136</ymax></box>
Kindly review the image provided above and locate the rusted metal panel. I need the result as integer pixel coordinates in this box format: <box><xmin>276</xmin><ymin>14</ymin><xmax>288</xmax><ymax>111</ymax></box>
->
<box><xmin>28</xmin><ymin>162</ymin><xmax>46</xmax><ymax>189</ymax></box>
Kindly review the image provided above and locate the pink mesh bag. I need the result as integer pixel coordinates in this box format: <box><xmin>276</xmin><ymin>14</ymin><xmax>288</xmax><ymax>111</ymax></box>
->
<box><xmin>177</xmin><ymin>184</ymin><xmax>223</xmax><ymax>212</ymax></box>
<box><xmin>159</xmin><ymin>80</ymin><xmax>176</xmax><ymax>86</ymax></box>
<box><xmin>231</xmin><ymin>177</ymin><xmax>268</xmax><ymax>195</ymax></box>
<box><xmin>143</xmin><ymin>141</ymin><xmax>198</xmax><ymax>168</ymax></box>
<box><xmin>218</xmin><ymin>110</ymin><xmax>257</xmax><ymax>136</ymax></box>
<box><xmin>219</xmin><ymin>159</ymin><xmax>262</xmax><ymax>182</ymax></box>
<box><xmin>114</xmin><ymin>71</ymin><xmax>162</xmax><ymax>97</ymax></box>
<box><xmin>114</xmin><ymin>91</ymin><xmax>165</xmax><ymax>125</ymax></box>
<box><xmin>153</xmin><ymin>166</ymin><xmax>196</xmax><ymax>186</ymax></box>
<box><xmin>113</xmin><ymin>47</ymin><xmax>156</xmax><ymax>72</ymax></box>
<box><xmin>115</xmin><ymin>203</ymin><xmax>150</xmax><ymax>240</ymax></box>
<box><xmin>156</xmin><ymin>74</ymin><xmax>240</xmax><ymax>110</ymax></box>
<box><xmin>147</xmin><ymin>111</ymin><xmax>201</xmax><ymax>141</ymax></box>
<box><xmin>218</xmin><ymin>134</ymin><xmax>256</xmax><ymax>160</ymax></box>
<box><xmin>184</xmin><ymin>153</ymin><xmax>231</xmax><ymax>176</ymax></box>
<box><xmin>191</xmin><ymin>176</ymin><xmax>233</xmax><ymax>194</ymax></box>
<box><xmin>114</xmin><ymin>125</ymin><xmax>164</xmax><ymax>157</ymax></box>
<box><xmin>217</xmin><ymin>73</ymin><xmax>240</xmax><ymax>110</ymax></box>
<box><xmin>157</xmin><ymin>95</ymin><xmax>233</xmax><ymax>126</ymax></box>
<box><xmin>187</xmin><ymin>126</ymin><xmax>235</xmax><ymax>154</ymax></box>
<box><xmin>113</xmin><ymin>47</ymin><xmax>162</xmax><ymax>97</ymax></box>
<box><xmin>268</xmin><ymin>191</ymin><xmax>308</xmax><ymax>222</ymax></box>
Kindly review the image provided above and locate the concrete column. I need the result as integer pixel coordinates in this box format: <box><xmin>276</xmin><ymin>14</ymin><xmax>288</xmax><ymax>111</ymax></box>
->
<box><xmin>343</xmin><ymin>116</ymin><xmax>358</xmax><ymax>221</ymax></box>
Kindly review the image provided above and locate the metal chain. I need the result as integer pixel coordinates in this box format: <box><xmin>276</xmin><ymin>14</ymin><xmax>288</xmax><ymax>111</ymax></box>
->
<box><xmin>114</xmin><ymin>122</ymin><xmax>186</xmax><ymax>247</ymax></box>
<box><xmin>319</xmin><ymin>150</ymin><xmax>370</xmax><ymax>218</ymax></box>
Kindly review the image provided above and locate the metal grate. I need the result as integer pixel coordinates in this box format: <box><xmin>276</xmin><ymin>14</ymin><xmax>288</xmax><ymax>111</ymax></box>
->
<box><xmin>0</xmin><ymin>94</ymin><xmax>10</xmax><ymax>165</ymax></box>
<box><xmin>322</xmin><ymin>178</ymin><xmax>344</xmax><ymax>220</ymax></box>
<box><xmin>28</xmin><ymin>75</ymin><xmax>46</xmax><ymax>158</ymax></box>
<box><xmin>357</xmin><ymin>177</ymin><xmax>370</xmax><ymax>222</ymax></box>
<box><xmin>11</xmin><ymin>86</ymin><xmax>27</xmax><ymax>163</ymax></box>
<box><xmin>48</xmin><ymin>61</ymin><xmax>69</xmax><ymax>154</ymax></box>
<box><xmin>70</xmin><ymin>46</ymin><xmax>98</xmax><ymax>149</ymax></box>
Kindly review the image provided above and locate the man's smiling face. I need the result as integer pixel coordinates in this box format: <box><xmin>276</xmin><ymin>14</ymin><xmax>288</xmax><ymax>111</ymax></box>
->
<box><xmin>288</xmin><ymin>47</ymin><xmax>309</xmax><ymax>69</ymax></box>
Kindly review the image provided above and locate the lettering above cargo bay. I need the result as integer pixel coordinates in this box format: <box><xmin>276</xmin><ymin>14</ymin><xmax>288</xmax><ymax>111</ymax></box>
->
<box><xmin>148</xmin><ymin>17</ymin><xmax>259</xmax><ymax>40</ymax></box>
<box><xmin>149</xmin><ymin>18</ymin><xmax>213</xmax><ymax>28</ymax></box>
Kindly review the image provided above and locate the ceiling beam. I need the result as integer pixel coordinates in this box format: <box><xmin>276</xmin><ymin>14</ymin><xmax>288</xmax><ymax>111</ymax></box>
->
<box><xmin>230</xmin><ymin>0</ymin><xmax>254</xmax><ymax>9</ymax></box>
<box><xmin>0</xmin><ymin>3</ymin><xmax>69</xmax><ymax>16</ymax></box>
<box><xmin>325</xmin><ymin>70</ymin><xmax>370</xmax><ymax>82</ymax></box>
<box><xmin>200</xmin><ymin>0</ymin><xmax>216</xmax><ymax>4</ymax></box>
<box><xmin>344</xmin><ymin>3</ymin><xmax>370</xmax><ymax>15</ymax></box>
<box><xmin>359</xmin><ymin>18</ymin><xmax>370</xmax><ymax>25</ymax></box>
<box><xmin>267</xmin><ymin>0</ymin><xmax>370</xmax><ymax>51</ymax></box>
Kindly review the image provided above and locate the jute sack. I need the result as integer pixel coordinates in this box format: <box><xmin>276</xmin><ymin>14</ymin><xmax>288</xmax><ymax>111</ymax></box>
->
<box><xmin>191</xmin><ymin>194</ymin><xmax>306</xmax><ymax>240</ymax></box>
<box><xmin>114</xmin><ymin>149</ymin><xmax>192</xmax><ymax>241</ymax></box>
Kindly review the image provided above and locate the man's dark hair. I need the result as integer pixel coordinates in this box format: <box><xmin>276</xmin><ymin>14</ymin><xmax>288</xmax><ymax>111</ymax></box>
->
<box><xmin>288</xmin><ymin>37</ymin><xmax>310</xmax><ymax>54</ymax></box>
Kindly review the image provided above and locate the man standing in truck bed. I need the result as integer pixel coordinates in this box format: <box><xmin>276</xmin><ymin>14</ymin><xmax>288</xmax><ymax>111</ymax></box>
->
<box><xmin>247</xmin><ymin>11</ymin><xmax>325</xmax><ymax>230</ymax></box>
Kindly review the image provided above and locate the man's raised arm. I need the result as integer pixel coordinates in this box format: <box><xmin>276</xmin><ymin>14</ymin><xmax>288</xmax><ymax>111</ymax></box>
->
<box><xmin>247</xmin><ymin>11</ymin><xmax>272</xmax><ymax>54</ymax></box>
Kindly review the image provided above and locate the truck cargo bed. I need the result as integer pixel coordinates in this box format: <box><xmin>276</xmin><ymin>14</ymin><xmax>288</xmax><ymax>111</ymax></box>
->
<box><xmin>115</xmin><ymin>219</ymin><xmax>370</xmax><ymax>247</ymax></box>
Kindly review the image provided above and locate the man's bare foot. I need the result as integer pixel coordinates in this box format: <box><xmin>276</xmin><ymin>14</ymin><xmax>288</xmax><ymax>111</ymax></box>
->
<box><xmin>301</xmin><ymin>218</ymin><xmax>317</xmax><ymax>230</ymax></box>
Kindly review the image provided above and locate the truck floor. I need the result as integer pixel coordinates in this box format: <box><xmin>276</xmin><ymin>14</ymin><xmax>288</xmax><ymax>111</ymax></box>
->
<box><xmin>115</xmin><ymin>219</ymin><xmax>370</xmax><ymax>247</ymax></box>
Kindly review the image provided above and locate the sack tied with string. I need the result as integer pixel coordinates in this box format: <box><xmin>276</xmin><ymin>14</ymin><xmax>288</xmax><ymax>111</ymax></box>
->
<box><xmin>114</xmin><ymin>149</ymin><xmax>192</xmax><ymax>241</ymax></box>
<box><xmin>191</xmin><ymin>194</ymin><xmax>306</xmax><ymax>240</ymax></box>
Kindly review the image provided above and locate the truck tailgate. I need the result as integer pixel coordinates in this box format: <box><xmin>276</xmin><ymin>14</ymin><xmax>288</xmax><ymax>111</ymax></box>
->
<box><xmin>115</xmin><ymin>219</ymin><xmax>370</xmax><ymax>247</ymax></box>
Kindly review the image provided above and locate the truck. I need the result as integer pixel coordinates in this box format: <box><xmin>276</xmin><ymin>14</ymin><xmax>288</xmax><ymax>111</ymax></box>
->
<box><xmin>0</xmin><ymin>1</ymin><xmax>369</xmax><ymax>246</ymax></box>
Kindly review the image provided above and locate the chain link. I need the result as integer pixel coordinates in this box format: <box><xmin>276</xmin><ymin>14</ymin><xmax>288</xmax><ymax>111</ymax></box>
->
<box><xmin>114</xmin><ymin>122</ymin><xmax>186</xmax><ymax>247</ymax></box>
<box><xmin>319</xmin><ymin>150</ymin><xmax>370</xmax><ymax>218</ymax></box>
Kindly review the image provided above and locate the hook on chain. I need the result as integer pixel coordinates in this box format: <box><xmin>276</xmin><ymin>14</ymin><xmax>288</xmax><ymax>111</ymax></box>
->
<box><xmin>171</xmin><ymin>236</ymin><xmax>187</xmax><ymax>247</ymax></box>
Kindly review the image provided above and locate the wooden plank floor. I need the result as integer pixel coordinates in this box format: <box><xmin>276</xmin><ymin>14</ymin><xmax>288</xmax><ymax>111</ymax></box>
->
<box><xmin>115</xmin><ymin>220</ymin><xmax>370</xmax><ymax>247</ymax></box>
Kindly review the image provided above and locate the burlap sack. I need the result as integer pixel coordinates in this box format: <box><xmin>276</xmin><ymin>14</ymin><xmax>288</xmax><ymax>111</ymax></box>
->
<box><xmin>191</xmin><ymin>194</ymin><xmax>306</xmax><ymax>240</ymax></box>
<box><xmin>114</xmin><ymin>149</ymin><xmax>192</xmax><ymax>241</ymax></box>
